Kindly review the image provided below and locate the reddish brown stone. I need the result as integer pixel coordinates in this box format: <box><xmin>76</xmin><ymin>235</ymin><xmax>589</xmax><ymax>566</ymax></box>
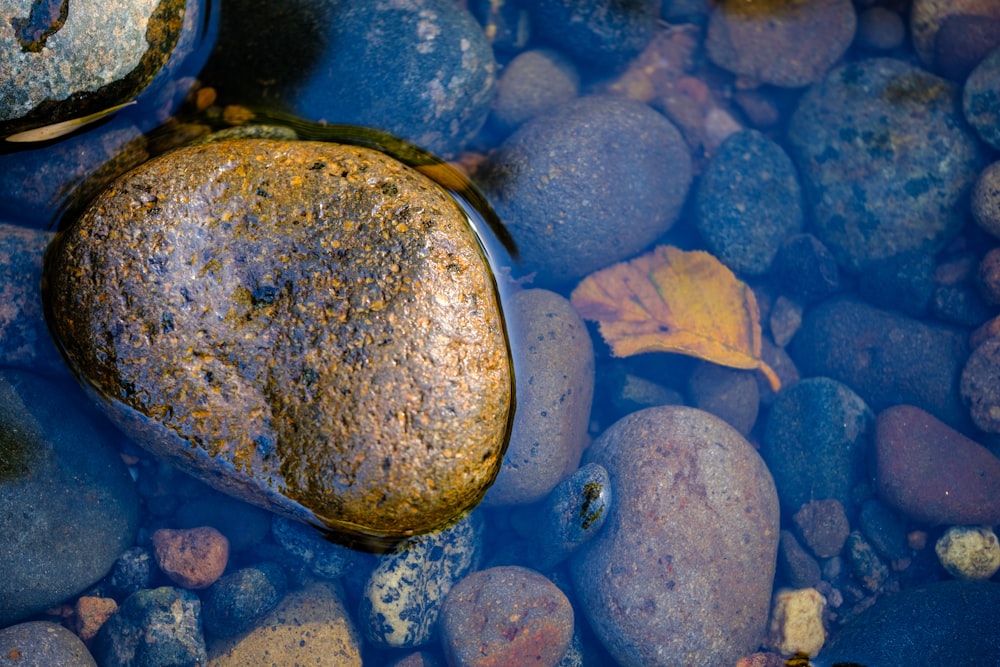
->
<box><xmin>74</xmin><ymin>596</ymin><xmax>118</xmax><ymax>643</ymax></box>
<box><xmin>152</xmin><ymin>526</ymin><xmax>229</xmax><ymax>589</ymax></box>
<box><xmin>440</xmin><ymin>566</ymin><xmax>573</xmax><ymax>667</ymax></box>
<box><xmin>875</xmin><ymin>405</ymin><xmax>1000</xmax><ymax>525</ymax></box>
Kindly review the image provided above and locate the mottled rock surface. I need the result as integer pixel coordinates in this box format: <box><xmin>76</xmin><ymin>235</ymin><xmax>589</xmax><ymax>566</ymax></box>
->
<box><xmin>45</xmin><ymin>138</ymin><xmax>513</xmax><ymax>543</ymax></box>
<box><xmin>0</xmin><ymin>622</ymin><xmax>96</xmax><ymax>667</ymax></box>
<box><xmin>571</xmin><ymin>406</ymin><xmax>779</xmax><ymax>666</ymax></box>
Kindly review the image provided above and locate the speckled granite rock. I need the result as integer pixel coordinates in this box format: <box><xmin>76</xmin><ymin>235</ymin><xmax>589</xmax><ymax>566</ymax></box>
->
<box><xmin>44</xmin><ymin>138</ymin><xmax>513</xmax><ymax>545</ymax></box>
<box><xmin>0</xmin><ymin>622</ymin><xmax>96</xmax><ymax>667</ymax></box>
<box><xmin>787</xmin><ymin>58</ymin><xmax>984</xmax><ymax>273</ymax></box>
<box><xmin>0</xmin><ymin>0</ymin><xmax>213</xmax><ymax>139</ymax></box>
<box><xmin>360</xmin><ymin>511</ymin><xmax>483</xmax><ymax>648</ymax></box>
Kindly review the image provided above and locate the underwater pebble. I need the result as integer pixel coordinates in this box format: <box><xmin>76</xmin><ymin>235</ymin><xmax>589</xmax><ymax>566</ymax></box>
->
<box><xmin>770</xmin><ymin>234</ymin><xmax>841</xmax><ymax>305</ymax></box>
<box><xmin>765</xmin><ymin>587</ymin><xmax>826</xmax><ymax>659</ymax></box>
<box><xmin>761</xmin><ymin>377</ymin><xmax>873</xmax><ymax>516</ymax></box>
<box><xmin>911</xmin><ymin>0</ymin><xmax>1000</xmax><ymax>76</ymax></box>
<box><xmin>787</xmin><ymin>58</ymin><xmax>984</xmax><ymax>273</ymax></box>
<box><xmin>706</xmin><ymin>0</ymin><xmax>856</xmax><ymax>88</ymax></box>
<box><xmin>0</xmin><ymin>372</ymin><xmax>138</xmax><ymax>626</ymax></box>
<box><xmin>104</xmin><ymin>547</ymin><xmax>156</xmax><ymax>600</ymax></box>
<box><xmin>529</xmin><ymin>0</ymin><xmax>658</xmax><ymax>66</ymax></box>
<box><xmin>152</xmin><ymin>527</ymin><xmax>229</xmax><ymax>590</ymax></box>
<box><xmin>792</xmin><ymin>296</ymin><xmax>970</xmax><ymax>430</ymax></box>
<box><xmin>977</xmin><ymin>247</ymin><xmax>1000</xmax><ymax>304</ymax></box>
<box><xmin>490</xmin><ymin>49</ymin><xmax>579</xmax><ymax>133</ymax></box>
<box><xmin>485</xmin><ymin>289</ymin><xmax>594</xmax><ymax>506</ymax></box>
<box><xmin>173</xmin><ymin>491</ymin><xmax>271</xmax><ymax>554</ymax></box>
<box><xmin>687</xmin><ymin>362</ymin><xmax>759</xmax><ymax>436</ymax></box>
<box><xmin>777</xmin><ymin>531</ymin><xmax>821</xmax><ymax>590</ymax></box>
<box><xmin>74</xmin><ymin>596</ymin><xmax>118</xmax><ymax>644</ymax></box>
<box><xmin>856</xmin><ymin>7</ymin><xmax>906</xmax><ymax>52</ymax></box>
<box><xmin>695</xmin><ymin>129</ymin><xmax>803</xmax><ymax>277</ymax></box>
<box><xmin>207</xmin><ymin>579</ymin><xmax>361</xmax><ymax>665</ymax></box>
<box><xmin>0</xmin><ymin>621</ymin><xmax>97</xmax><ymax>667</ymax></box>
<box><xmin>360</xmin><ymin>512</ymin><xmax>483</xmax><ymax>649</ymax></box>
<box><xmin>961</xmin><ymin>337</ymin><xmax>1000</xmax><ymax>434</ymax></box>
<box><xmin>875</xmin><ymin>405</ymin><xmax>1000</xmax><ymax>525</ymax></box>
<box><xmin>935</xmin><ymin>526</ymin><xmax>1000</xmax><ymax>580</ymax></box>
<box><xmin>271</xmin><ymin>516</ymin><xmax>360</xmax><ymax>580</ymax></box>
<box><xmin>202</xmin><ymin>562</ymin><xmax>288</xmax><ymax>639</ymax></box>
<box><xmin>440</xmin><ymin>565</ymin><xmax>574</xmax><ymax>667</ymax></box>
<box><xmin>478</xmin><ymin>95</ymin><xmax>691</xmax><ymax>285</ymax></box>
<box><xmin>45</xmin><ymin>138</ymin><xmax>512</xmax><ymax>543</ymax></box>
<box><xmin>971</xmin><ymin>161</ymin><xmax>1000</xmax><ymax>238</ymax></box>
<box><xmin>571</xmin><ymin>406</ymin><xmax>779</xmax><ymax>665</ymax></box>
<box><xmin>857</xmin><ymin>250</ymin><xmax>935</xmax><ymax>318</ymax></box>
<box><xmin>93</xmin><ymin>586</ymin><xmax>207</xmax><ymax>667</ymax></box>
<box><xmin>820</xmin><ymin>580</ymin><xmax>1000</xmax><ymax>665</ymax></box>
<box><xmin>792</xmin><ymin>499</ymin><xmax>850</xmax><ymax>560</ymax></box>
<box><xmin>845</xmin><ymin>531</ymin><xmax>889</xmax><ymax>593</ymax></box>
<box><xmin>858</xmin><ymin>499</ymin><xmax>910</xmax><ymax>563</ymax></box>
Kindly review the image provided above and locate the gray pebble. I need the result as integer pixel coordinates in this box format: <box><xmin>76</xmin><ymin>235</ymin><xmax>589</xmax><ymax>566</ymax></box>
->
<box><xmin>93</xmin><ymin>586</ymin><xmax>206</xmax><ymax>667</ymax></box>
<box><xmin>972</xmin><ymin>161</ymin><xmax>1000</xmax><ymax>239</ymax></box>
<box><xmin>0</xmin><ymin>622</ymin><xmax>96</xmax><ymax>667</ymax></box>
<box><xmin>491</xmin><ymin>49</ymin><xmax>579</xmax><ymax>133</ymax></box>
<box><xmin>202</xmin><ymin>562</ymin><xmax>288</xmax><ymax>639</ymax></box>
<box><xmin>271</xmin><ymin>516</ymin><xmax>360</xmax><ymax>580</ymax></box>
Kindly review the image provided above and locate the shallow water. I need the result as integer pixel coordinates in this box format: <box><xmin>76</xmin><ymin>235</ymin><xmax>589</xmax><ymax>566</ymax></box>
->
<box><xmin>4</xmin><ymin>0</ymin><xmax>1000</xmax><ymax>665</ymax></box>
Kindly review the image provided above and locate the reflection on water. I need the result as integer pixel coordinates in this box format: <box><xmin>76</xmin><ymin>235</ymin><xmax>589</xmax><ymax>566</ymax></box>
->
<box><xmin>3</xmin><ymin>0</ymin><xmax>1000</xmax><ymax>665</ymax></box>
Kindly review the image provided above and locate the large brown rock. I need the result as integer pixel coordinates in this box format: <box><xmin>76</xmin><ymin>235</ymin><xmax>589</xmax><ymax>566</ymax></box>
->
<box><xmin>44</xmin><ymin>138</ymin><xmax>513</xmax><ymax>544</ymax></box>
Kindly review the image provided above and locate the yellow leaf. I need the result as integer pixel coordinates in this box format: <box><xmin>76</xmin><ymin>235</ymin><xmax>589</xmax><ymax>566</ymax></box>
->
<box><xmin>570</xmin><ymin>245</ymin><xmax>781</xmax><ymax>392</ymax></box>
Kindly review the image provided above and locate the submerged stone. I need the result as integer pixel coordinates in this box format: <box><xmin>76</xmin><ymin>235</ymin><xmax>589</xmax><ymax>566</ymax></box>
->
<box><xmin>44</xmin><ymin>138</ymin><xmax>514</xmax><ymax>546</ymax></box>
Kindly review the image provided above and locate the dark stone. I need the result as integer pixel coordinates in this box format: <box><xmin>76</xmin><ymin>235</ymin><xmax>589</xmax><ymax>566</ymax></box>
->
<box><xmin>977</xmin><ymin>247</ymin><xmax>1000</xmax><ymax>304</ymax></box>
<box><xmin>529</xmin><ymin>0</ymin><xmax>658</xmax><ymax>67</ymax></box>
<box><xmin>0</xmin><ymin>371</ymin><xmax>138</xmax><ymax>626</ymax></box>
<box><xmin>771</xmin><ymin>234</ymin><xmax>841</xmax><ymax>304</ymax></box>
<box><xmin>930</xmin><ymin>284</ymin><xmax>994</xmax><ymax>327</ymax></box>
<box><xmin>972</xmin><ymin>161</ymin><xmax>1000</xmax><ymax>239</ymax></box>
<box><xmin>695</xmin><ymin>129</ymin><xmax>803</xmax><ymax>276</ymax></box>
<box><xmin>687</xmin><ymin>362</ymin><xmax>759</xmax><ymax>436</ymax></box>
<box><xmin>819</xmin><ymin>581</ymin><xmax>1000</xmax><ymax>667</ymax></box>
<box><xmin>44</xmin><ymin>138</ymin><xmax>513</xmax><ymax>544</ymax></box>
<box><xmin>490</xmin><ymin>49</ymin><xmax>579</xmax><ymax>134</ymax></box>
<box><xmin>961</xmin><ymin>338</ymin><xmax>1000</xmax><ymax>433</ymax></box>
<box><xmin>271</xmin><ymin>515</ymin><xmax>360</xmax><ymax>580</ymax></box>
<box><xmin>792</xmin><ymin>499</ymin><xmax>850</xmax><ymax>559</ymax></box>
<box><xmin>845</xmin><ymin>530</ymin><xmax>889</xmax><ymax>593</ymax></box>
<box><xmin>966</xmin><ymin>47</ymin><xmax>1000</xmax><ymax>151</ymax></box>
<box><xmin>858</xmin><ymin>499</ymin><xmax>911</xmax><ymax>563</ymax></box>
<box><xmin>202</xmin><ymin>562</ymin><xmax>288</xmax><ymax>638</ymax></box>
<box><xmin>857</xmin><ymin>250</ymin><xmax>935</xmax><ymax>318</ymax></box>
<box><xmin>93</xmin><ymin>587</ymin><xmax>206</xmax><ymax>667</ymax></box>
<box><xmin>778</xmin><ymin>530</ymin><xmax>822</xmax><ymax>589</ymax></box>
<box><xmin>761</xmin><ymin>377</ymin><xmax>873</xmax><ymax>517</ymax></box>
<box><xmin>788</xmin><ymin>58</ymin><xmax>984</xmax><ymax>273</ymax></box>
<box><xmin>934</xmin><ymin>15</ymin><xmax>1000</xmax><ymax>80</ymax></box>
<box><xmin>477</xmin><ymin>95</ymin><xmax>691</xmax><ymax>285</ymax></box>
<box><xmin>791</xmin><ymin>296</ymin><xmax>970</xmax><ymax>431</ymax></box>
<box><xmin>174</xmin><ymin>491</ymin><xmax>272</xmax><ymax>553</ymax></box>
<box><xmin>105</xmin><ymin>547</ymin><xmax>156</xmax><ymax>600</ymax></box>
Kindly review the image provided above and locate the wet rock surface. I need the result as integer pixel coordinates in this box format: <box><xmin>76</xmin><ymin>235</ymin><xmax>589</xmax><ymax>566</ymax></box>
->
<box><xmin>0</xmin><ymin>621</ymin><xmax>97</xmax><ymax>667</ymax></box>
<box><xmin>787</xmin><ymin>58</ymin><xmax>984</xmax><ymax>273</ymax></box>
<box><xmin>706</xmin><ymin>0</ymin><xmax>856</xmax><ymax>88</ymax></box>
<box><xmin>44</xmin><ymin>138</ymin><xmax>513</xmax><ymax>543</ymax></box>
<box><xmin>93</xmin><ymin>586</ymin><xmax>206</xmax><ymax>667</ymax></box>
<box><xmin>0</xmin><ymin>371</ymin><xmax>138</xmax><ymax>626</ymax></box>
<box><xmin>570</xmin><ymin>405</ymin><xmax>779</xmax><ymax>666</ymax></box>
<box><xmin>478</xmin><ymin>95</ymin><xmax>692</xmax><ymax>285</ymax></box>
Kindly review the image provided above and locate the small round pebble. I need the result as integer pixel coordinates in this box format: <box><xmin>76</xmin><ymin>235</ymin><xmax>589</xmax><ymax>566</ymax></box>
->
<box><xmin>491</xmin><ymin>49</ymin><xmax>579</xmax><ymax>133</ymax></box>
<box><xmin>105</xmin><ymin>547</ymin><xmax>156</xmax><ymax>599</ymax></box>
<box><xmin>695</xmin><ymin>129</ymin><xmax>803</xmax><ymax>276</ymax></box>
<box><xmin>93</xmin><ymin>586</ymin><xmax>207</xmax><ymax>667</ymax></box>
<box><xmin>706</xmin><ymin>0</ymin><xmax>856</xmax><ymax>88</ymax></box>
<box><xmin>440</xmin><ymin>566</ymin><xmax>574</xmax><ymax>667</ymax></box>
<box><xmin>202</xmin><ymin>562</ymin><xmax>289</xmax><ymax>638</ymax></box>
<box><xmin>74</xmin><ymin>596</ymin><xmax>119</xmax><ymax>643</ymax></box>
<box><xmin>792</xmin><ymin>499</ymin><xmax>850</xmax><ymax>559</ymax></box>
<box><xmin>770</xmin><ymin>234</ymin><xmax>841</xmax><ymax>304</ymax></box>
<box><xmin>687</xmin><ymin>362</ymin><xmax>759</xmax><ymax>436</ymax></box>
<box><xmin>478</xmin><ymin>95</ymin><xmax>692</xmax><ymax>285</ymax></box>
<box><xmin>777</xmin><ymin>531</ymin><xmax>821</xmax><ymax>589</ymax></box>
<box><xmin>911</xmin><ymin>0</ymin><xmax>1000</xmax><ymax>75</ymax></box>
<box><xmin>960</xmin><ymin>338</ymin><xmax>1000</xmax><ymax>433</ymax></box>
<box><xmin>845</xmin><ymin>530</ymin><xmax>889</xmax><ymax>593</ymax></box>
<box><xmin>271</xmin><ymin>516</ymin><xmax>359</xmax><ymax>580</ymax></box>
<box><xmin>152</xmin><ymin>526</ymin><xmax>230</xmax><ymax>590</ymax></box>
<box><xmin>935</xmin><ymin>526</ymin><xmax>1000</xmax><ymax>580</ymax></box>
<box><xmin>966</xmin><ymin>48</ymin><xmax>1000</xmax><ymax>151</ymax></box>
<box><xmin>0</xmin><ymin>621</ymin><xmax>97</xmax><ymax>667</ymax></box>
<box><xmin>971</xmin><ymin>161</ymin><xmax>1000</xmax><ymax>239</ymax></box>
<box><xmin>858</xmin><ymin>499</ymin><xmax>910</xmax><ymax>563</ymax></box>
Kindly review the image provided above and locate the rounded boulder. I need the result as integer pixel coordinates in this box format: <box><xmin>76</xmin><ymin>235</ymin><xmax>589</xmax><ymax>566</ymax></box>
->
<box><xmin>44</xmin><ymin>138</ymin><xmax>513</xmax><ymax>544</ymax></box>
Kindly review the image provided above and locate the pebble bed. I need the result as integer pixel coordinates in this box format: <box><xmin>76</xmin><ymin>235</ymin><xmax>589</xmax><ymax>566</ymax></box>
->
<box><xmin>4</xmin><ymin>0</ymin><xmax>1000</xmax><ymax>665</ymax></box>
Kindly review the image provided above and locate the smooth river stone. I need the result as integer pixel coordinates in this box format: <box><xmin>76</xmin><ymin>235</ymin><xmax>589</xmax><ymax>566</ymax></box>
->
<box><xmin>44</xmin><ymin>138</ymin><xmax>513</xmax><ymax>545</ymax></box>
<box><xmin>571</xmin><ymin>405</ymin><xmax>779</xmax><ymax>666</ymax></box>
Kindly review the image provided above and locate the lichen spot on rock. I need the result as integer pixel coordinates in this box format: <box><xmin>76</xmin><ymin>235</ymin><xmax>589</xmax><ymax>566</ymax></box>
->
<box><xmin>44</xmin><ymin>138</ymin><xmax>514</xmax><ymax>545</ymax></box>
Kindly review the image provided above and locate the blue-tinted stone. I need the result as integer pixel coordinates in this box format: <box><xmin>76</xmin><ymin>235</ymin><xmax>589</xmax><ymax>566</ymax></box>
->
<box><xmin>93</xmin><ymin>587</ymin><xmax>206</xmax><ymax>667</ymax></box>
<box><xmin>202</xmin><ymin>562</ymin><xmax>288</xmax><ymax>638</ymax></box>
<box><xmin>530</xmin><ymin>0</ymin><xmax>658</xmax><ymax>66</ymax></box>
<box><xmin>271</xmin><ymin>516</ymin><xmax>360</xmax><ymax>580</ymax></box>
